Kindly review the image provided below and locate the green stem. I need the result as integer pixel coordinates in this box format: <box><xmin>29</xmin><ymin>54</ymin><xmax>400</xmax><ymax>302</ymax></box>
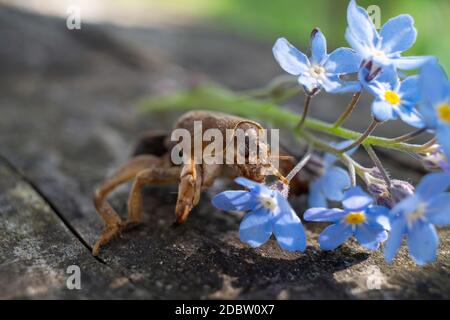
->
<box><xmin>243</xmin><ymin>107</ymin><xmax>428</xmax><ymax>154</ymax></box>
<box><xmin>333</xmin><ymin>91</ymin><xmax>361</xmax><ymax>128</ymax></box>
<box><xmin>139</xmin><ymin>86</ymin><xmax>431</xmax><ymax>154</ymax></box>
<box><xmin>389</xmin><ymin>128</ymin><xmax>426</xmax><ymax>143</ymax></box>
<box><xmin>296</xmin><ymin>95</ymin><xmax>312</xmax><ymax>130</ymax></box>
<box><xmin>340</xmin><ymin>119</ymin><xmax>380</xmax><ymax>153</ymax></box>
<box><xmin>364</xmin><ymin>145</ymin><xmax>392</xmax><ymax>188</ymax></box>
<box><xmin>420</xmin><ymin>137</ymin><xmax>438</xmax><ymax>151</ymax></box>
<box><xmin>301</xmin><ymin>131</ymin><xmax>368</xmax><ymax>182</ymax></box>
<box><xmin>344</xmin><ymin>153</ymin><xmax>357</xmax><ymax>187</ymax></box>
<box><xmin>240</xmin><ymin>75</ymin><xmax>300</xmax><ymax>103</ymax></box>
<box><xmin>286</xmin><ymin>144</ymin><xmax>314</xmax><ymax>182</ymax></box>
<box><xmin>271</xmin><ymin>87</ymin><xmax>302</xmax><ymax>104</ymax></box>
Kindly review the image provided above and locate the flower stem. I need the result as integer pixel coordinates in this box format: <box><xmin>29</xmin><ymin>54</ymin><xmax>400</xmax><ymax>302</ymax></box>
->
<box><xmin>301</xmin><ymin>131</ymin><xmax>367</xmax><ymax>183</ymax></box>
<box><xmin>344</xmin><ymin>153</ymin><xmax>357</xmax><ymax>186</ymax></box>
<box><xmin>419</xmin><ymin>137</ymin><xmax>438</xmax><ymax>152</ymax></box>
<box><xmin>286</xmin><ymin>144</ymin><xmax>314</xmax><ymax>182</ymax></box>
<box><xmin>296</xmin><ymin>94</ymin><xmax>313</xmax><ymax>130</ymax></box>
<box><xmin>240</xmin><ymin>75</ymin><xmax>301</xmax><ymax>104</ymax></box>
<box><xmin>140</xmin><ymin>86</ymin><xmax>430</xmax><ymax>153</ymax></box>
<box><xmin>340</xmin><ymin>119</ymin><xmax>380</xmax><ymax>153</ymax></box>
<box><xmin>364</xmin><ymin>145</ymin><xmax>392</xmax><ymax>188</ymax></box>
<box><xmin>333</xmin><ymin>91</ymin><xmax>361</xmax><ymax>128</ymax></box>
<box><xmin>390</xmin><ymin>128</ymin><xmax>426</xmax><ymax>143</ymax></box>
<box><xmin>301</xmin><ymin>118</ymin><xmax>425</xmax><ymax>153</ymax></box>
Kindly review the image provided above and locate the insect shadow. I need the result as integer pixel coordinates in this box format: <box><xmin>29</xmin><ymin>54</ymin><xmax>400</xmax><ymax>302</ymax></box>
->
<box><xmin>136</xmin><ymin>187</ymin><xmax>369</xmax><ymax>299</ymax></box>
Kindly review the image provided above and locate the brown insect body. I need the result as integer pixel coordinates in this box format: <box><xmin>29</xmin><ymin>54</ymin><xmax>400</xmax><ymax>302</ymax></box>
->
<box><xmin>92</xmin><ymin>111</ymin><xmax>304</xmax><ymax>255</ymax></box>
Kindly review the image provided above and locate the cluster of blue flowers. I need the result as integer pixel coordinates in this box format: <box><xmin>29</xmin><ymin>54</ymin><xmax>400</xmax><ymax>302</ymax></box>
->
<box><xmin>274</xmin><ymin>0</ymin><xmax>449</xmax><ymax>156</ymax></box>
<box><xmin>212</xmin><ymin>0</ymin><xmax>450</xmax><ymax>266</ymax></box>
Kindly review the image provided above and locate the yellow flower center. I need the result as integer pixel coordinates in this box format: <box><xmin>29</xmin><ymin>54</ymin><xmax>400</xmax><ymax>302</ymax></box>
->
<box><xmin>385</xmin><ymin>91</ymin><xmax>401</xmax><ymax>105</ymax></box>
<box><xmin>259</xmin><ymin>195</ymin><xmax>277</xmax><ymax>211</ymax></box>
<box><xmin>345</xmin><ymin>211</ymin><xmax>366</xmax><ymax>225</ymax></box>
<box><xmin>437</xmin><ymin>103</ymin><xmax>450</xmax><ymax>123</ymax></box>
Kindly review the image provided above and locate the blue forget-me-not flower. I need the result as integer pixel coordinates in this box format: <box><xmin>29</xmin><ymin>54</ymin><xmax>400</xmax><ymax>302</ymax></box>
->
<box><xmin>212</xmin><ymin>177</ymin><xmax>307</xmax><ymax>252</ymax></box>
<box><xmin>346</xmin><ymin>0</ymin><xmax>435</xmax><ymax>71</ymax></box>
<box><xmin>418</xmin><ymin>62</ymin><xmax>450</xmax><ymax>160</ymax></box>
<box><xmin>384</xmin><ymin>173</ymin><xmax>450</xmax><ymax>265</ymax></box>
<box><xmin>273</xmin><ymin>28</ymin><xmax>362</xmax><ymax>95</ymax></box>
<box><xmin>360</xmin><ymin>65</ymin><xmax>425</xmax><ymax>127</ymax></box>
<box><xmin>305</xmin><ymin>187</ymin><xmax>390</xmax><ymax>251</ymax></box>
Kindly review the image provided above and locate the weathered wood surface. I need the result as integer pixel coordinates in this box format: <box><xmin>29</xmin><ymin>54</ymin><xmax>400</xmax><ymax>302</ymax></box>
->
<box><xmin>0</xmin><ymin>159</ymin><xmax>147</xmax><ymax>299</ymax></box>
<box><xmin>0</xmin><ymin>6</ymin><xmax>448</xmax><ymax>299</ymax></box>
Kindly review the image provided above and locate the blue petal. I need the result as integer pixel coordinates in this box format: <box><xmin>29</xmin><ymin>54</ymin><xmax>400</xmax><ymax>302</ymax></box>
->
<box><xmin>397</xmin><ymin>106</ymin><xmax>425</xmax><ymax>129</ymax></box>
<box><xmin>235</xmin><ymin>177</ymin><xmax>260</xmax><ymax>190</ymax></box>
<box><xmin>407</xmin><ymin>221</ymin><xmax>439</xmax><ymax>266</ymax></box>
<box><xmin>239</xmin><ymin>207</ymin><xmax>273</xmax><ymax>248</ymax></box>
<box><xmin>342</xmin><ymin>187</ymin><xmax>373</xmax><ymax>211</ymax></box>
<box><xmin>380</xmin><ymin>14</ymin><xmax>417</xmax><ymax>54</ymax></box>
<box><xmin>318</xmin><ymin>223</ymin><xmax>353</xmax><ymax>250</ymax></box>
<box><xmin>212</xmin><ymin>191</ymin><xmax>257</xmax><ymax>211</ymax></box>
<box><xmin>325</xmin><ymin>48</ymin><xmax>362</xmax><ymax>74</ymax></box>
<box><xmin>298</xmin><ymin>74</ymin><xmax>321</xmax><ymax>93</ymax></box>
<box><xmin>392</xmin><ymin>56</ymin><xmax>437</xmax><ymax>71</ymax></box>
<box><xmin>321</xmin><ymin>75</ymin><xmax>346</xmax><ymax>93</ymax></box>
<box><xmin>372</xmin><ymin>99</ymin><xmax>396</xmax><ymax>122</ymax></box>
<box><xmin>359</xmin><ymin>68</ymin><xmax>383</xmax><ymax>97</ymax></box>
<box><xmin>418</xmin><ymin>102</ymin><xmax>438</xmax><ymax>129</ymax></box>
<box><xmin>391</xmin><ymin>195</ymin><xmax>421</xmax><ymax>217</ymax></box>
<box><xmin>346</xmin><ymin>0</ymin><xmax>379</xmax><ymax>50</ymax></box>
<box><xmin>375</xmin><ymin>65</ymin><xmax>400</xmax><ymax>90</ymax></box>
<box><xmin>363</xmin><ymin>65</ymin><xmax>399</xmax><ymax>98</ymax></box>
<box><xmin>384</xmin><ymin>216</ymin><xmax>406</xmax><ymax>263</ymax></box>
<box><xmin>273</xmin><ymin>38</ymin><xmax>310</xmax><ymax>76</ymax></box>
<box><xmin>355</xmin><ymin>224</ymin><xmax>388</xmax><ymax>250</ymax></box>
<box><xmin>310</xmin><ymin>28</ymin><xmax>327</xmax><ymax>65</ymax></box>
<box><xmin>328</xmin><ymin>81</ymin><xmax>362</xmax><ymax>94</ymax></box>
<box><xmin>399</xmin><ymin>75</ymin><xmax>420</xmax><ymax>104</ymax></box>
<box><xmin>426</xmin><ymin>193</ymin><xmax>450</xmax><ymax>226</ymax></box>
<box><xmin>441</xmin><ymin>160</ymin><xmax>450</xmax><ymax>173</ymax></box>
<box><xmin>416</xmin><ymin>172</ymin><xmax>450</xmax><ymax>199</ymax></box>
<box><xmin>366</xmin><ymin>205</ymin><xmax>391</xmax><ymax>231</ymax></box>
<box><xmin>273</xmin><ymin>194</ymin><xmax>306</xmax><ymax>252</ymax></box>
<box><xmin>345</xmin><ymin>28</ymin><xmax>371</xmax><ymax>59</ymax></box>
<box><xmin>321</xmin><ymin>166</ymin><xmax>351</xmax><ymax>201</ymax></box>
<box><xmin>345</xmin><ymin>28</ymin><xmax>373</xmax><ymax>59</ymax></box>
<box><xmin>419</xmin><ymin>62</ymin><xmax>449</xmax><ymax>108</ymax></box>
<box><xmin>308</xmin><ymin>180</ymin><xmax>327</xmax><ymax>208</ymax></box>
<box><xmin>303</xmin><ymin>207</ymin><xmax>347</xmax><ymax>222</ymax></box>
<box><xmin>437</xmin><ymin>126</ymin><xmax>450</xmax><ymax>161</ymax></box>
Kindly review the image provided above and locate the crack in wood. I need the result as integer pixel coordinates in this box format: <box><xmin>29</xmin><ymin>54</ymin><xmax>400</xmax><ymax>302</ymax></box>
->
<box><xmin>0</xmin><ymin>153</ymin><xmax>142</xmax><ymax>291</ymax></box>
<box><xmin>0</xmin><ymin>154</ymin><xmax>97</xmax><ymax>256</ymax></box>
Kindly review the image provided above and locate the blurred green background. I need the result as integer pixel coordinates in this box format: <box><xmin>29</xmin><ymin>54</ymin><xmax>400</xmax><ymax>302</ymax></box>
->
<box><xmin>136</xmin><ymin>0</ymin><xmax>450</xmax><ymax>72</ymax></box>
